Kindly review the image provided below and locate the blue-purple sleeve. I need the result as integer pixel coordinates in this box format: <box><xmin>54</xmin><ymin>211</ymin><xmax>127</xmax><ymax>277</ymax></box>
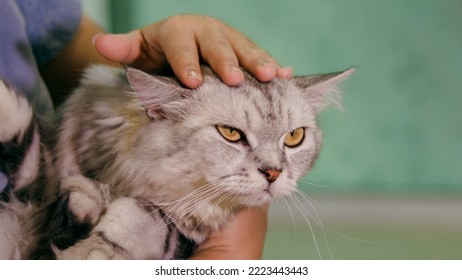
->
<box><xmin>0</xmin><ymin>0</ymin><xmax>83</xmax><ymax>114</ymax></box>
<box><xmin>16</xmin><ymin>0</ymin><xmax>83</xmax><ymax>67</ymax></box>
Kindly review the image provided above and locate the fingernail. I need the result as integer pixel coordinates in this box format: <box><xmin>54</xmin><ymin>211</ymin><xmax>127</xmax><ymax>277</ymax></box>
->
<box><xmin>91</xmin><ymin>33</ymin><xmax>104</xmax><ymax>46</ymax></box>
<box><xmin>278</xmin><ymin>66</ymin><xmax>293</xmax><ymax>79</ymax></box>
<box><xmin>187</xmin><ymin>70</ymin><xmax>202</xmax><ymax>88</ymax></box>
<box><xmin>229</xmin><ymin>65</ymin><xmax>244</xmax><ymax>77</ymax></box>
<box><xmin>257</xmin><ymin>62</ymin><xmax>278</xmax><ymax>81</ymax></box>
<box><xmin>258</xmin><ymin>60</ymin><xmax>278</xmax><ymax>72</ymax></box>
<box><xmin>223</xmin><ymin>65</ymin><xmax>245</xmax><ymax>86</ymax></box>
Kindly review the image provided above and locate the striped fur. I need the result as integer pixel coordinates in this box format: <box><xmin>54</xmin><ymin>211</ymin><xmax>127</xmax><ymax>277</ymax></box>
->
<box><xmin>0</xmin><ymin>65</ymin><xmax>353</xmax><ymax>259</ymax></box>
<box><xmin>0</xmin><ymin>81</ymin><xmax>41</xmax><ymax>259</ymax></box>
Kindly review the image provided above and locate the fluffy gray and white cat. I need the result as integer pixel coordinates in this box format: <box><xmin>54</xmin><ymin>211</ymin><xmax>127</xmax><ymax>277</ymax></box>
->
<box><xmin>0</xmin><ymin>65</ymin><xmax>353</xmax><ymax>259</ymax></box>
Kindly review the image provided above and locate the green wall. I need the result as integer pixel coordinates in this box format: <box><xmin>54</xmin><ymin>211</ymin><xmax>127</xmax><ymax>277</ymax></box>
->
<box><xmin>108</xmin><ymin>0</ymin><xmax>462</xmax><ymax>194</ymax></box>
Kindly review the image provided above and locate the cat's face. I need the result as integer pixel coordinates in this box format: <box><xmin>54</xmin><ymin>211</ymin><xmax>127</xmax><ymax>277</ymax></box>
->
<box><xmin>128</xmin><ymin>66</ymin><xmax>353</xmax><ymax>209</ymax></box>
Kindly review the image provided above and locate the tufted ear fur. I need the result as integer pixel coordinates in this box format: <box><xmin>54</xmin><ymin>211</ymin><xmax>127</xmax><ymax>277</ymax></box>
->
<box><xmin>126</xmin><ymin>67</ymin><xmax>190</xmax><ymax>120</ymax></box>
<box><xmin>294</xmin><ymin>68</ymin><xmax>355</xmax><ymax>113</ymax></box>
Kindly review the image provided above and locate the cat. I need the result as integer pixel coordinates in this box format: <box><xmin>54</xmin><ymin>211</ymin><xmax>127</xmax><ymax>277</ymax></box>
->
<box><xmin>0</xmin><ymin>64</ymin><xmax>353</xmax><ymax>259</ymax></box>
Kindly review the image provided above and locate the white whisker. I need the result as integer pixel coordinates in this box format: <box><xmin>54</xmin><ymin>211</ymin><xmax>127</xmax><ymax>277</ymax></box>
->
<box><xmin>162</xmin><ymin>177</ymin><xmax>234</xmax><ymax>229</ymax></box>
<box><xmin>297</xmin><ymin>179</ymin><xmax>338</xmax><ymax>190</ymax></box>
<box><xmin>139</xmin><ymin>178</ymin><xmax>231</xmax><ymax>241</ymax></box>
<box><xmin>281</xmin><ymin>196</ymin><xmax>298</xmax><ymax>240</ymax></box>
<box><xmin>287</xmin><ymin>194</ymin><xmax>323</xmax><ymax>259</ymax></box>
<box><xmin>292</xmin><ymin>190</ymin><xmax>333</xmax><ymax>259</ymax></box>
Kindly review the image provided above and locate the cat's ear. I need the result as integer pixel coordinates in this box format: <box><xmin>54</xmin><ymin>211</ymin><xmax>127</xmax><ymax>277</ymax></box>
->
<box><xmin>294</xmin><ymin>68</ymin><xmax>355</xmax><ymax>113</ymax></box>
<box><xmin>126</xmin><ymin>67</ymin><xmax>190</xmax><ymax>120</ymax></box>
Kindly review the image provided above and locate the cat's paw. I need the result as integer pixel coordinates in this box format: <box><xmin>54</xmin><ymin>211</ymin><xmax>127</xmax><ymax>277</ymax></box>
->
<box><xmin>86</xmin><ymin>249</ymin><xmax>125</xmax><ymax>260</ymax></box>
<box><xmin>59</xmin><ymin>176</ymin><xmax>110</xmax><ymax>225</ymax></box>
<box><xmin>53</xmin><ymin>235</ymin><xmax>126</xmax><ymax>260</ymax></box>
<box><xmin>54</xmin><ymin>246</ymin><xmax>124</xmax><ymax>260</ymax></box>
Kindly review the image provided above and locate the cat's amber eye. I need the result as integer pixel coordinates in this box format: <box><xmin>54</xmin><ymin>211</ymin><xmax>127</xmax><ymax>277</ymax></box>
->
<box><xmin>217</xmin><ymin>125</ymin><xmax>244</xmax><ymax>142</ymax></box>
<box><xmin>284</xmin><ymin>128</ymin><xmax>305</xmax><ymax>147</ymax></box>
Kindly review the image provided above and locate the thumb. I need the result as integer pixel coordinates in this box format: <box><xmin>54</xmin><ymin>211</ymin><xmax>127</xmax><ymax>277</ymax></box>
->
<box><xmin>93</xmin><ymin>31</ymin><xmax>142</xmax><ymax>65</ymax></box>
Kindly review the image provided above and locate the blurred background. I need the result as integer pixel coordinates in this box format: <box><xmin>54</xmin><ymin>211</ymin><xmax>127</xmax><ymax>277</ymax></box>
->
<box><xmin>82</xmin><ymin>0</ymin><xmax>462</xmax><ymax>259</ymax></box>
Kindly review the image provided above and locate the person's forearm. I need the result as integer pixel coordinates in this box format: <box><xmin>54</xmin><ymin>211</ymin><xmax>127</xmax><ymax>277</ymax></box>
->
<box><xmin>39</xmin><ymin>15</ymin><xmax>119</xmax><ymax>106</ymax></box>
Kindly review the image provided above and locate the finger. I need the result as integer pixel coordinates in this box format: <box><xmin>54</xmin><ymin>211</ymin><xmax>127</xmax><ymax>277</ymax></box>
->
<box><xmin>229</xmin><ymin>31</ymin><xmax>287</xmax><ymax>82</ymax></box>
<box><xmin>199</xmin><ymin>40</ymin><xmax>244</xmax><ymax>86</ymax></box>
<box><xmin>197</xmin><ymin>27</ymin><xmax>244</xmax><ymax>86</ymax></box>
<box><xmin>155</xmin><ymin>28</ymin><xmax>203</xmax><ymax>88</ymax></box>
<box><xmin>94</xmin><ymin>30</ymin><xmax>169</xmax><ymax>72</ymax></box>
<box><xmin>165</xmin><ymin>45</ymin><xmax>203</xmax><ymax>89</ymax></box>
<box><xmin>93</xmin><ymin>32</ymin><xmax>142</xmax><ymax>65</ymax></box>
<box><xmin>139</xmin><ymin>16</ymin><xmax>207</xmax><ymax>88</ymax></box>
<box><xmin>276</xmin><ymin>66</ymin><xmax>293</xmax><ymax>80</ymax></box>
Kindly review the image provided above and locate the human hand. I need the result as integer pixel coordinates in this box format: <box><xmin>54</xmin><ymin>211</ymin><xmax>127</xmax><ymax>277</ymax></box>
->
<box><xmin>93</xmin><ymin>14</ymin><xmax>292</xmax><ymax>88</ymax></box>
<box><xmin>188</xmin><ymin>205</ymin><xmax>269</xmax><ymax>260</ymax></box>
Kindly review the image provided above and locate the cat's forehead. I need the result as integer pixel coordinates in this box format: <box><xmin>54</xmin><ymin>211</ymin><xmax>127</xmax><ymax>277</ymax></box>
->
<box><xmin>191</xmin><ymin>72</ymin><xmax>316</xmax><ymax>134</ymax></box>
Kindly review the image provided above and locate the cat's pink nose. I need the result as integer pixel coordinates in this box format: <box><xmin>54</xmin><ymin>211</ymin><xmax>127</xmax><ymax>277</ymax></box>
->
<box><xmin>259</xmin><ymin>168</ymin><xmax>281</xmax><ymax>183</ymax></box>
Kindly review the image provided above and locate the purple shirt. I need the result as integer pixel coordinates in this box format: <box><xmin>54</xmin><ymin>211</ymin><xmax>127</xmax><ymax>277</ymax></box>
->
<box><xmin>0</xmin><ymin>0</ymin><xmax>82</xmax><ymax>115</ymax></box>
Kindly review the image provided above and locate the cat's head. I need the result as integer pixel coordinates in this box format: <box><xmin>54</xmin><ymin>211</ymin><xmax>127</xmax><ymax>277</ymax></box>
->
<box><xmin>127</xmin><ymin>66</ymin><xmax>354</xmax><ymax>209</ymax></box>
